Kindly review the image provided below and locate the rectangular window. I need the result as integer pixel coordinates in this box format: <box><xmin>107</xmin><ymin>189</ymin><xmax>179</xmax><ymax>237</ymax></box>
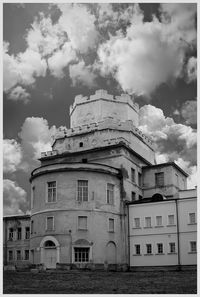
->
<box><xmin>131</xmin><ymin>168</ymin><xmax>135</xmax><ymax>183</ymax></box>
<box><xmin>131</xmin><ymin>192</ymin><xmax>136</xmax><ymax>201</ymax></box>
<box><xmin>31</xmin><ymin>220</ymin><xmax>34</xmax><ymax>234</ymax></box>
<box><xmin>175</xmin><ymin>173</ymin><xmax>179</xmax><ymax>187</ymax></box>
<box><xmin>25</xmin><ymin>227</ymin><xmax>30</xmax><ymax>239</ymax></box>
<box><xmin>146</xmin><ymin>244</ymin><xmax>152</xmax><ymax>254</ymax></box>
<box><xmin>189</xmin><ymin>213</ymin><xmax>196</xmax><ymax>224</ymax></box>
<box><xmin>107</xmin><ymin>183</ymin><xmax>114</xmax><ymax>204</ymax></box>
<box><xmin>156</xmin><ymin>216</ymin><xmax>162</xmax><ymax>226</ymax></box>
<box><xmin>77</xmin><ymin>180</ymin><xmax>88</xmax><ymax>202</ymax></box>
<box><xmin>24</xmin><ymin>250</ymin><xmax>29</xmax><ymax>260</ymax></box>
<box><xmin>78</xmin><ymin>216</ymin><xmax>87</xmax><ymax>230</ymax></box>
<box><xmin>135</xmin><ymin>244</ymin><xmax>140</xmax><ymax>255</ymax></box>
<box><xmin>17</xmin><ymin>227</ymin><xmax>22</xmax><ymax>240</ymax></box>
<box><xmin>145</xmin><ymin>217</ymin><xmax>151</xmax><ymax>228</ymax></box>
<box><xmin>74</xmin><ymin>247</ymin><xmax>89</xmax><ymax>262</ymax></box>
<box><xmin>139</xmin><ymin>195</ymin><xmax>143</xmax><ymax>200</ymax></box>
<box><xmin>9</xmin><ymin>228</ymin><xmax>14</xmax><ymax>240</ymax></box>
<box><xmin>109</xmin><ymin>218</ymin><xmax>114</xmax><ymax>232</ymax></box>
<box><xmin>134</xmin><ymin>218</ymin><xmax>140</xmax><ymax>228</ymax></box>
<box><xmin>157</xmin><ymin>243</ymin><xmax>163</xmax><ymax>254</ymax></box>
<box><xmin>46</xmin><ymin>216</ymin><xmax>54</xmax><ymax>231</ymax></box>
<box><xmin>138</xmin><ymin>173</ymin><xmax>142</xmax><ymax>187</ymax></box>
<box><xmin>155</xmin><ymin>172</ymin><xmax>164</xmax><ymax>187</ymax></box>
<box><xmin>16</xmin><ymin>250</ymin><xmax>21</xmax><ymax>260</ymax></box>
<box><xmin>8</xmin><ymin>250</ymin><xmax>13</xmax><ymax>261</ymax></box>
<box><xmin>168</xmin><ymin>215</ymin><xmax>175</xmax><ymax>225</ymax></box>
<box><xmin>169</xmin><ymin>242</ymin><xmax>176</xmax><ymax>253</ymax></box>
<box><xmin>190</xmin><ymin>241</ymin><xmax>197</xmax><ymax>253</ymax></box>
<box><xmin>47</xmin><ymin>181</ymin><xmax>56</xmax><ymax>203</ymax></box>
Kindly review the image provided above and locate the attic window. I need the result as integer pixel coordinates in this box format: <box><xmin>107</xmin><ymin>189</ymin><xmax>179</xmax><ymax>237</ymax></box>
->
<box><xmin>79</xmin><ymin>142</ymin><xmax>83</xmax><ymax>147</ymax></box>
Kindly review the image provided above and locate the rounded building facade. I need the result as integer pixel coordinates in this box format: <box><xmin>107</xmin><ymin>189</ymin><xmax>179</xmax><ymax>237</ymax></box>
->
<box><xmin>30</xmin><ymin>163</ymin><xmax>127</xmax><ymax>269</ymax></box>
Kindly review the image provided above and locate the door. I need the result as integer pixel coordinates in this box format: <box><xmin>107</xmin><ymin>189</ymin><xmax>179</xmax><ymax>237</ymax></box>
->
<box><xmin>44</xmin><ymin>248</ymin><xmax>57</xmax><ymax>268</ymax></box>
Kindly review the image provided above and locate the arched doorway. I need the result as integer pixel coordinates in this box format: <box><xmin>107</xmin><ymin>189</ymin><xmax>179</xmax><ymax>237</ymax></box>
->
<box><xmin>106</xmin><ymin>241</ymin><xmax>117</xmax><ymax>264</ymax></box>
<box><xmin>40</xmin><ymin>236</ymin><xmax>60</xmax><ymax>269</ymax></box>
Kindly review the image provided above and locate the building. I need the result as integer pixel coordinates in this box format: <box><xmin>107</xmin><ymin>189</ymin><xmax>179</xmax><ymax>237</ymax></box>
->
<box><xmin>3</xmin><ymin>90</ymin><xmax>197</xmax><ymax>270</ymax></box>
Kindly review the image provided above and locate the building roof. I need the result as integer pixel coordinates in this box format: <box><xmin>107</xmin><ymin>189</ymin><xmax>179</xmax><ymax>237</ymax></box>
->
<box><xmin>3</xmin><ymin>214</ymin><xmax>30</xmax><ymax>220</ymax></box>
<box><xmin>142</xmin><ymin>162</ymin><xmax>188</xmax><ymax>177</ymax></box>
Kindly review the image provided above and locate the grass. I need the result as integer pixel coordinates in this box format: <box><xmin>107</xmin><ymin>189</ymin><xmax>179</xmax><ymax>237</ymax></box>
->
<box><xmin>3</xmin><ymin>269</ymin><xmax>197</xmax><ymax>294</ymax></box>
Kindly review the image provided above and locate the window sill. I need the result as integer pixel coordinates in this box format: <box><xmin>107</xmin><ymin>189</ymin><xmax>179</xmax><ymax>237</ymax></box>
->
<box><xmin>155</xmin><ymin>253</ymin><xmax>165</xmax><ymax>255</ymax></box>
<box><xmin>188</xmin><ymin>223</ymin><xmax>197</xmax><ymax>225</ymax></box>
<box><xmin>108</xmin><ymin>231</ymin><xmax>115</xmax><ymax>233</ymax></box>
<box><xmin>132</xmin><ymin>227</ymin><xmax>141</xmax><ymax>229</ymax></box>
<box><xmin>167</xmin><ymin>224</ymin><xmax>176</xmax><ymax>227</ymax></box>
<box><xmin>144</xmin><ymin>254</ymin><xmax>153</xmax><ymax>256</ymax></box>
<box><xmin>167</xmin><ymin>252</ymin><xmax>177</xmax><ymax>255</ymax></box>
<box><xmin>155</xmin><ymin>225</ymin><xmax>164</xmax><ymax>228</ymax></box>
<box><xmin>188</xmin><ymin>251</ymin><xmax>197</xmax><ymax>254</ymax></box>
<box><xmin>144</xmin><ymin>227</ymin><xmax>152</xmax><ymax>229</ymax></box>
<box><xmin>133</xmin><ymin>254</ymin><xmax>141</xmax><ymax>256</ymax></box>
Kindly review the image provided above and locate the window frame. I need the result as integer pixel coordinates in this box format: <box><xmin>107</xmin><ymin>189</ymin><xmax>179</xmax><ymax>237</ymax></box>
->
<box><xmin>155</xmin><ymin>172</ymin><xmax>164</xmax><ymax>187</ymax></box>
<box><xmin>8</xmin><ymin>250</ymin><xmax>13</xmax><ymax>261</ymax></box>
<box><xmin>190</xmin><ymin>241</ymin><xmax>197</xmax><ymax>253</ymax></box>
<box><xmin>168</xmin><ymin>214</ymin><xmax>175</xmax><ymax>226</ymax></box>
<box><xmin>156</xmin><ymin>216</ymin><xmax>163</xmax><ymax>227</ymax></box>
<box><xmin>138</xmin><ymin>172</ymin><xmax>142</xmax><ymax>187</ymax></box>
<box><xmin>108</xmin><ymin>218</ymin><xmax>114</xmax><ymax>232</ymax></box>
<box><xmin>131</xmin><ymin>168</ymin><xmax>135</xmax><ymax>183</ymax></box>
<box><xmin>74</xmin><ymin>247</ymin><xmax>90</xmax><ymax>263</ymax></box>
<box><xmin>46</xmin><ymin>216</ymin><xmax>54</xmax><ymax>231</ymax></box>
<box><xmin>145</xmin><ymin>217</ymin><xmax>152</xmax><ymax>228</ymax></box>
<box><xmin>46</xmin><ymin>181</ymin><xmax>57</xmax><ymax>203</ymax></box>
<box><xmin>189</xmin><ymin>213</ymin><xmax>196</xmax><ymax>225</ymax></box>
<box><xmin>169</xmin><ymin>242</ymin><xmax>176</xmax><ymax>254</ymax></box>
<box><xmin>131</xmin><ymin>192</ymin><xmax>136</xmax><ymax>201</ymax></box>
<box><xmin>157</xmin><ymin>243</ymin><xmax>164</xmax><ymax>254</ymax></box>
<box><xmin>9</xmin><ymin>228</ymin><xmax>14</xmax><ymax>240</ymax></box>
<box><xmin>77</xmin><ymin>180</ymin><xmax>88</xmax><ymax>202</ymax></box>
<box><xmin>146</xmin><ymin>244</ymin><xmax>152</xmax><ymax>255</ymax></box>
<box><xmin>16</xmin><ymin>250</ymin><xmax>21</xmax><ymax>261</ymax></box>
<box><xmin>107</xmin><ymin>183</ymin><xmax>114</xmax><ymax>205</ymax></box>
<box><xmin>135</xmin><ymin>244</ymin><xmax>141</xmax><ymax>255</ymax></box>
<box><xmin>17</xmin><ymin>227</ymin><xmax>22</xmax><ymax>240</ymax></box>
<box><xmin>134</xmin><ymin>218</ymin><xmax>140</xmax><ymax>228</ymax></box>
<box><xmin>25</xmin><ymin>227</ymin><xmax>30</xmax><ymax>239</ymax></box>
<box><xmin>24</xmin><ymin>250</ymin><xmax>29</xmax><ymax>260</ymax></box>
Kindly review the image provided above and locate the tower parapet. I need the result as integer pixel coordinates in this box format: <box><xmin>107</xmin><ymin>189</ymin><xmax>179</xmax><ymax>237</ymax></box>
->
<box><xmin>70</xmin><ymin>90</ymin><xmax>139</xmax><ymax>128</ymax></box>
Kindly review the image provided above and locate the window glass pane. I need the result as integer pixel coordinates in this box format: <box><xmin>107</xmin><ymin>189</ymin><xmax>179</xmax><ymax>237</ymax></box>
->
<box><xmin>132</xmin><ymin>192</ymin><xmax>136</xmax><ymax>201</ymax></box>
<box><xmin>135</xmin><ymin>245</ymin><xmax>140</xmax><ymax>255</ymax></box>
<box><xmin>131</xmin><ymin>168</ymin><xmax>135</xmax><ymax>183</ymax></box>
<box><xmin>168</xmin><ymin>215</ymin><xmax>175</xmax><ymax>225</ymax></box>
<box><xmin>169</xmin><ymin>243</ymin><xmax>175</xmax><ymax>253</ymax></box>
<box><xmin>47</xmin><ymin>217</ymin><xmax>54</xmax><ymax>230</ymax></box>
<box><xmin>157</xmin><ymin>243</ymin><xmax>163</xmax><ymax>254</ymax></box>
<box><xmin>146</xmin><ymin>244</ymin><xmax>152</xmax><ymax>254</ymax></box>
<box><xmin>145</xmin><ymin>217</ymin><xmax>151</xmax><ymax>227</ymax></box>
<box><xmin>156</xmin><ymin>216</ymin><xmax>162</xmax><ymax>226</ymax></box>
<box><xmin>74</xmin><ymin>248</ymin><xmax>89</xmax><ymax>262</ymax></box>
<box><xmin>189</xmin><ymin>213</ymin><xmax>196</xmax><ymax>224</ymax></box>
<box><xmin>47</xmin><ymin>181</ymin><xmax>56</xmax><ymax>202</ymax></box>
<box><xmin>78</xmin><ymin>180</ymin><xmax>88</xmax><ymax>202</ymax></box>
<box><xmin>107</xmin><ymin>183</ymin><xmax>114</xmax><ymax>204</ymax></box>
<box><xmin>134</xmin><ymin>218</ymin><xmax>140</xmax><ymax>228</ymax></box>
<box><xmin>190</xmin><ymin>241</ymin><xmax>196</xmax><ymax>252</ymax></box>
<box><xmin>109</xmin><ymin>218</ymin><xmax>114</xmax><ymax>232</ymax></box>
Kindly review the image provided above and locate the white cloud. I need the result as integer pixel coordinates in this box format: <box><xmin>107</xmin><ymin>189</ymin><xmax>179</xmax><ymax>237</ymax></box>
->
<box><xmin>139</xmin><ymin>104</ymin><xmax>197</xmax><ymax>168</ymax></box>
<box><xmin>3</xmin><ymin>42</ymin><xmax>47</xmax><ymax>93</ymax></box>
<box><xmin>58</xmin><ymin>4</ymin><xmax>99</xmax><ymax>53</ymax></box>
<box><xmin>97</xmin><ymin>3</ymin><xmax>196</xmax><ymax>97</ymax></box>
<box><xmin>175</xmin><ymin>158</ymin><xmax>197</xmax><ymax>189</ymax></box>
<box><xmin>3</xmin><ymin>179</ymin><xmax>28</xmax><ymax>215</ymax></box>
<box><xmin>8</xmin><ymin>86</ymin><xmax>30</xmax><ymax>103</ymax></box>
<box><xmin>69</xmin><ymin>60</ymin><xmax>97</xmax><ymax>88</ymax></box>
<box><xmin>3</xmin><ymin>139</ymin><xmax>23</xmax><ymax>173</ymax></box>
<box><xmin>48</xmin><ymin>42</ymin><xmax>77</xmax><ymax>78</ymax></box>
<box><xmin>186</xmin><ymin>57</ymin><xmax>197</xmax><ymax>83</ymax></box>
<box><xmin>26</xmin><ymin>13</ymin><xmax>66</xmax><ymax>57</ymax></box>
<box><xmin>181</xmin><ymin>100</ymin><xmax>197</xmax><ymax>125</ymax></box>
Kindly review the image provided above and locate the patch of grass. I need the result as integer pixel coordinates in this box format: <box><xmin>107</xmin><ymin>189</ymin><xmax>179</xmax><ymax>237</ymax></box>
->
<box><xmin>3</xmin><ymin>270</ymin><xmax>197</xmax><ymax>294</ymax></box>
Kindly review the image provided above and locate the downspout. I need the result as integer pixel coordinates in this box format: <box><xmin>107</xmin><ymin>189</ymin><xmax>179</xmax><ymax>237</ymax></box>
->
<box><xmin>4</xmin><ymin>218</ymin><xmax>8</xmax><ymax>265</ymax></box>
<box><xmin>175</xmin><ymin>199</ymin><xmax>181</xmax><ymax>270</ymax></box>
<box><xmin>127</xmin><ymin>202</ymin><xmax>130</xmax><ymax>269</ymax></box>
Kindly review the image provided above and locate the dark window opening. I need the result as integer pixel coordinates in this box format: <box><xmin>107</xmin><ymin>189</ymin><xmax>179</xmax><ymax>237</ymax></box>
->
<box><xmin>79</xmin><ymin>142</ymin><xmax>83</xmax><ymax>147</ymax></box>
<box><xmin>82</xmin><ymin>158</ymin><xmax>88</xmax><ymax>163</ymax></box>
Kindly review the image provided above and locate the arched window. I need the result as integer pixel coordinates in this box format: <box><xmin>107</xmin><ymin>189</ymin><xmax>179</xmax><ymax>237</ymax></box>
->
<box><xmin>44</xmin><ymin>240</ymin><xmax>56</xmax><ymax>248</ymax></box>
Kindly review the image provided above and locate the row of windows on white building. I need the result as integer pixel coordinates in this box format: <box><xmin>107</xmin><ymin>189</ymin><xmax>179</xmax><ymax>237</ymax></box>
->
<box><xmin>8</xmin><ymin>227</ymin><xmax>30</xmax><ymax>241</ymax></box>
<box><xmin>30</xmin><ymin>216</ymin><xmax>115</xmax><ymax>234</ymax></box>
<box><xmin>133</xmin><ymin>213</ymin><xmax>196</xmax><ymax>229</ymax></box>
<box><xmin>133</xmin><ymin>241</ymin><xmax>197</xmax><ymax>255</ymax></box>
<box><xmin>8</xmin><ymin>249</ymin><xmax>29</xmax><ymax>261</ymax></box>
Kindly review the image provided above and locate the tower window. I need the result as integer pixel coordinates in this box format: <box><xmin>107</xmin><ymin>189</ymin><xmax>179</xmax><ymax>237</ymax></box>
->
<box><xmin>77</xmin><ymin>180</ymin><xmax>88</xmax><ymax>202</ymax></box>
<box><xmin>155</xmin><ymin>172</ymin><xmax>164</xmax><ymax>187</ymax></box>
<box><xmin>107</xmin><ymin>183</ymin><xmax>114</xmax><ymax>204</ymax></box>
<box><xmin>47</xmin><ymin>181</ymin><xmax>56</xmax><ymax>203</ymax></box>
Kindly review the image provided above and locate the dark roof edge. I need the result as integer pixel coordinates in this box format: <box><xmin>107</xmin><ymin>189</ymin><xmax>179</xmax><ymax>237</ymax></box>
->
<box><xmin>142</xmin><ymin>162</ymin><xmax>188</xmax><ymax>177</ymax></box>
<box><xmin>3</xmin><ymin>214</ymin><xmax>30</xmax><ymax>220</ymax></box>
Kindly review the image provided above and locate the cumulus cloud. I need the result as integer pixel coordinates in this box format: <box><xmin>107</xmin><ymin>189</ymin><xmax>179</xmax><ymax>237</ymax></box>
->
<box><xmin>69</xmin><ymin>60</ymin><xmax>97</xmax><ymax>87</ymax></box>
<box><xmin>26</xmin><ymin>13</ymin><xmax>66</xmax><ymax>57</ymax></box>
<box><xmin>3</xmin><ymin>179</ymin><xmax>28</xmax><ymax>215</ymax></box>
<box><xmin>174</xmin><ymin>158</ymin><xmax>197</xmax><ymax>189</ymax></box>
<box><xmin>48</xmin><ymin>42</ymin><xmax>77</xmax><ymax>78</ymax></box>
<box><xmin>7</xmin><ymin>86</ymin><xmax>30</xmax><ymax>103</ymax></box>
<box><xmin>3</xmin><ymin>139</ymin><xmax>23</xmax><ymax>173</ymax></box>
<box><xmin>97</xmin><ymin>3</ymin><xmax>196</xmax><ymax>97</ymax></box>
<box><xmin>58</xmin><ymin>4</ymin><xmax>99</xmax><ymax>53</ymax></box>
<box><xmin>181</xmin><ymin>100</ymin><xmax>197</xmax><ymax>125</ymax></box>
<box><xmin>3</xmin><ymin>42</ymin><xmax>47</xmax><ymax>94</ymax></box>
<box><xmin>186</xmin><ymin>57</ymin><xmax>197</xmax><ymax>83</ymax></box>
<box><xmin>139</xmin><ymin>104</ymin><xmax>197</xmax><ymax>177</ymax></box>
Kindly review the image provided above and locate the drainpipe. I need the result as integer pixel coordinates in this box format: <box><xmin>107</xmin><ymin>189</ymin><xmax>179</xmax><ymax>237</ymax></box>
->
<box><xmin>175</xmin><ymin>199</ymin><xmax>181</xmax><ymax>270</ymax></box>
<box><xmin>4</xmin><ymin>218</ymin><xmax>8</xmax><ymax>266</ymax></box>
<box><xmin>126</xmin><ymin>202</ymin><xmax>130</xmax><ymax>269</ymax></box>
<box><xmin>69</xmin><ymin>230</ymin><xmax>72</xmax><ymax>268</ymax></box>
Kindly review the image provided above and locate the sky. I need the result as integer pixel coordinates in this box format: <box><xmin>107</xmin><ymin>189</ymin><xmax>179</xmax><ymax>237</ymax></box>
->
<box><xmin>3</xmin><ymin>2</ymin><xmax>197</xmax><ymax>215</ymax></box>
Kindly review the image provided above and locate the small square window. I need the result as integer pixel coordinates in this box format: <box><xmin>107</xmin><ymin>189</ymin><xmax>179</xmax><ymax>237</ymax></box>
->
<box><xmin>146</xmin><ymin>244</ymin><xmax>152</xmax><ymax>254</ymax></box>
<box><xmin>155</xmin><ymin>172</ymin><xmax>164</xmax><ymax>187</ymax></box>
<box><xmin>107</xmin><ymin>183</ymin><xmax>114</xmax><ymax>205</ymax></box>
<box><xmin>156</xmin><ymin>216</ymin><xmax>162</xmax><ymax>226</ymax></box>
<box><xmin>157</xmin><ymin>243</ymin><xmax>163</xmax><ymax>254</ymax></box>
<box><xmin>169</xmin><ymin>242</ymin><xmax>176</xmax><ymax>253</ymax></box>
<box><xmin>189</xmin><ymin>213</ymin><xmax>196</xmax><ymax>224</ymax></box>
<box><xmin>145</xmin><ymin>217</ymin><xmax>151</xmax><ymax>228</ymax></box>
<box><xmin>78</xmin><ymin>216</ymin><xmax>87</xmax><ymax>230</ymax></box>
<box><xmin>135</xmin><ymin>244</ymin><xmax>140</xmax><ymax>255</ymax></box>
<box><xmin>134</xmin><ymin>218</ymin><xmax>140</xmax><ymax>228</ymax></box>
<box><xmin>109</xmin><ymin>218</ymin><xmax>114</xmax><ymax>232</ymax></box>
<box><xmin>168</xmin><ymin>215</ymin><xmax>175</xmax><ymax>225</ymax></box>
<box><xmin>190</xmin><ymin>241</ymin><xmax>196</xmax><ymax>253</ymax></box>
